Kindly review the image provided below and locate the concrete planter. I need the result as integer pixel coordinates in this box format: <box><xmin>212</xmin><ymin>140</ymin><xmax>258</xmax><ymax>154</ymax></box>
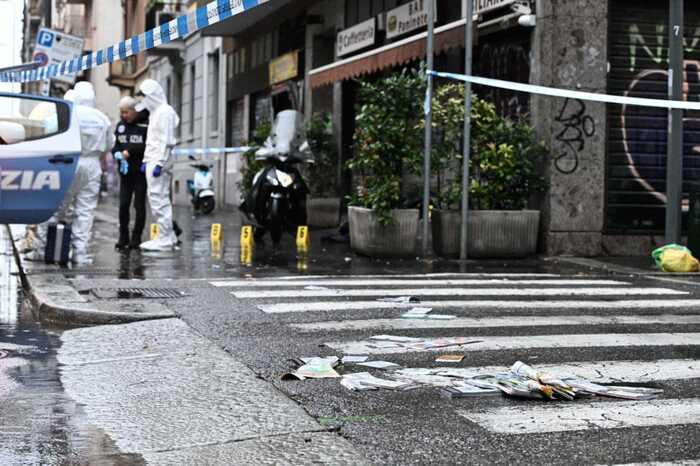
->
<box><xmin>432</xmin><ymin>209</ymin><xmax>541</xmax><ymax>258</ymax></box>
<box><xmin>307</xmin><ymin>197</ymin><xmax>341</xmax><ymax>229</ymax></box>
<box><xmin>348</xmin><ymin>206</ymin><xmax>419</xmax><ymax>258</ymax></box>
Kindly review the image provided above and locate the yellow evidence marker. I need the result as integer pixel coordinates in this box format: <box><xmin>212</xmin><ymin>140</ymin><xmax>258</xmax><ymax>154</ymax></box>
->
<box><xmin>150</xmin><ymin>223</ymin><xmax>160</xmax><ymax>240</ymax></box>
<box><xmin>296</xmin><ymin>226</ymin><xmax>310</xmax><ymax>252</ymax></box>
<box><xmin>240</xmin><ymin>245</ymin><xmax>253</xmax><ymax>266</ymax></box>
<box><xmin>211</xmin><ymin>223</ymin><xmax>223</xmax><ymax>243</ymax></box>
<box><xmin>240</xmin><ymin>225</ymin><xmax>254</xmax><ymax>248</ymax></box>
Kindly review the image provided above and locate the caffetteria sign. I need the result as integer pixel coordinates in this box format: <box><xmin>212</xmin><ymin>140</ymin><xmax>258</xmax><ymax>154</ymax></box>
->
<box><xmin>337</xmin><ymin>18</ymin><xmax>376</xmax><ymax>57</ymax></box>
<box><xmin>386</xmin><ymin>0</ymin><xmax>437</xmax><ymax>40</ymax></box>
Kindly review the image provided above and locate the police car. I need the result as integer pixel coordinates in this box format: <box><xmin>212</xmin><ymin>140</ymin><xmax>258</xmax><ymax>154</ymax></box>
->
<box><xmin>0</xmin><ymin>93</ymin><xmax>80</xmax><ymax>223</ymax></box>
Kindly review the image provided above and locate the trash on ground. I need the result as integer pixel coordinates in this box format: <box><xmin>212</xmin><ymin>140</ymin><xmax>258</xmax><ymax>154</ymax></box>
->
<box><xmin>357</xmin><ymin>360</ymin><xmax>401</xmax><ymax>370</ymax></box>
<box><xmin>401</xmin><ymin>307</ymin><xmax>433</xmax><ymax>319</ymax></box>
<box><xmin>441</xmin><ymin>383</ymin><xmax>501</xmax><ymax>398</ymax></box>
<box><xmin>304</xmin><ymin>285</ymin><xmax>332</xmax><ymax>291</ymax></box>
<box><xmin>337</xmin><ymin>360</ymin><xmax>664</xmax><ymax>401</ymax></box>
<box><xmin>282</xmin><ymin>356</ymin><xmax>340</xmax><ymax>380</ymax></box>
<box><xmin>435</xmin><ymin>355</ymin><xmax>464</xmax><ymax>363</ymax></box>
<box><xmin>340</xmin><ymin>372</ymin><xmax>416</xmax><ymax>391</ymax></box>
<box><xmin>342</xmin><ymin>355</ymin><xmax>369</xmax><ymax>364</ymax></box>
<box><xmin>652</xmin><ymin>243</ymin><xmax>700</xmax><ymax>273</ymax></box>
<box><xmin>378</xmin><ymin>296</ymin><xmax>420</xmax><ymax>303</ymax></box>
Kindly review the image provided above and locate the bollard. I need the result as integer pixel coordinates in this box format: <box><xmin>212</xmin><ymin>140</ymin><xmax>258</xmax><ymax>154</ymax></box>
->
<box><xmin>688</xmin><ymin>187</ymin><xmax>700</xmax><ymax>257</ymax></box>
<box><xmin>150</xmin><ymin>223</ymin><xmax>159</xmax><ymax>240</ymax></box>
<box><xmin>211</xmin><ymin>223</ymin><xmax>222</xmax><ymax>244</ymax></box>
<box><xmin>296</xmin><ymin>226</ymin><xmax>309</xmax><ymax>252</ymax></box>
<box><xmin>240</xmin><ymin>225</ymin><xmax>254</xmax><ymax>248</ymax></box>
<box><xmin>240</xmin><ymin>245</ymin><xmax>253</xmax><ymax>266</ymax></box>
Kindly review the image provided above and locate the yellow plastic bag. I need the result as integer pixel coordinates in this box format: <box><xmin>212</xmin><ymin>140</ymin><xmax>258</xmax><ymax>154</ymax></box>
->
<box><xmin>652</xmin><ymin>244</ymin><xmax>700</xmax><ymax>273</ymax></box>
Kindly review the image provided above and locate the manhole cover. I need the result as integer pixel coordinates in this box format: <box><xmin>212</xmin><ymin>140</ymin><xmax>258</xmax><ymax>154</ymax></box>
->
<box><xmin>90</xmin><ymin>288</ymin><xmax>186</xmax><ymax>299</ymax></box>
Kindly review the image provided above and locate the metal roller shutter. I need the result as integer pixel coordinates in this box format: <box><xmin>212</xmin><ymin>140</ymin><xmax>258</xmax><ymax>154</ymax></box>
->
<box><xmin>606</xmin><ymin>0</ymin><xmax>700</xmax><ymax>232</ymax></box>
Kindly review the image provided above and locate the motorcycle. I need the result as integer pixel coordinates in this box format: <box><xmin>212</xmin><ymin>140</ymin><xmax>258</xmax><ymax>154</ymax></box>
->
<box><xmin>240</xmin><ymin>110</ymin><xmax>312</xmax><ymax>245</ymax></box>
<box><xmin>187</xmin><ymin>156</ymin><xmax>216</xmax><ymax>214</ymax></box>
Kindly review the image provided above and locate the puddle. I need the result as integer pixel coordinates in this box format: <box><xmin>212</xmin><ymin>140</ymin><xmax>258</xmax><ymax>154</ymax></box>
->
<box><xmin>0</xmin><ymin>230</ymin><xmax>144</xmax><ymax>465</ymax></box>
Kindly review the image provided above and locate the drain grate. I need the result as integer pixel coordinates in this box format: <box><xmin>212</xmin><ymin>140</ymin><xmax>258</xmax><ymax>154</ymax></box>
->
<box><xmin>90</xmin><ymin>288</ymin><xmax>186</xmax><ymax>299</ymax></box>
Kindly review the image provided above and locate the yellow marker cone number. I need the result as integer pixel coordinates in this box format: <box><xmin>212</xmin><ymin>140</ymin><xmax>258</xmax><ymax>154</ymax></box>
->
<box><xmin>150</xmin><ymin>223</ymin><xmax>160</xmax><ymax>240</ymax></box>
<box><xmin>240</xmin><ymin>225</ymin><xmax>254</xmax><ymax>248</ymax></box>
<box><xmin>296</xmin><ymin>226</ymin><xmax>309</xmax><ymax>251</ymax></box>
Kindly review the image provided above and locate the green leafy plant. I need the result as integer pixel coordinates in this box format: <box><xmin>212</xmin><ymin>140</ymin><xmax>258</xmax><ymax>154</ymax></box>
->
<box><xmin>238</xmin><ymin>121</ymin><xmax>271</xmax><ymax>199</ymax></box>
<box><xmin>305</xmin><ymin>113</ymin><xmax>338</xmax><ymax>198</ymax></box>
<box><xmin>432</xmin><ymin>87</ymin><xmax>548</xmax><ymax>211</ymax></box>
<box><xmin>348</xmin><ymin>68</ymin><xmax>425</xmax><ymax>224</ymax></box>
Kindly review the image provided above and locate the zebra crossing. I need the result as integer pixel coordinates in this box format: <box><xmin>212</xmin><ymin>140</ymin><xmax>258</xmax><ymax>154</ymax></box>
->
<box><xmin>210</xmin><ymin>272</ymin><xmax>700</xmax><ymax>450</ymax></box>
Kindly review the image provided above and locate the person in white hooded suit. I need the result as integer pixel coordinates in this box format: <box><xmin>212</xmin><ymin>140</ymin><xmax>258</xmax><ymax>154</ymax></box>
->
<box><xmin>29</xmin><ymin>82</ymin><xmax>113</xmax><ymax>264</ymax></box>
<box><xmin>136</xmin><ymin>79</ymin><xmax>181</xmax><ymax>251</ymax></box>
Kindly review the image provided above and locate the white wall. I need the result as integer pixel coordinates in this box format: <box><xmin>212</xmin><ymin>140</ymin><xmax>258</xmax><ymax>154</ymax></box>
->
<box><xmin>88</xmin><ymin>0</ymin><xmax>123</xmax><ymax>123</ymax></box>
<box><xmin>0</xmin><ymin>0</ymin><xmax>24</xmax><ymax>95</ymax></box>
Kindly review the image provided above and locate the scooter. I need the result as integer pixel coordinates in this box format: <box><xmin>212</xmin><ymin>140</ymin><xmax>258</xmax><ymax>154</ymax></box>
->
<box><xmin>187</xmin><ymin>156</ymin><xmax>216</xmax><ymax>214</ymax></box>
<box><xmin>240</xmin><ymin>110</ymin><xmax>312</xmax><ymax>245</ymax></box>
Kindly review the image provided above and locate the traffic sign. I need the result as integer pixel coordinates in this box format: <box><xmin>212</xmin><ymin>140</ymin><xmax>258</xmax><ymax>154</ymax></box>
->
<box><xmin>34</xmin><ymin>27</ymin><xmax>84</xmax><ymax>85</ymax></box>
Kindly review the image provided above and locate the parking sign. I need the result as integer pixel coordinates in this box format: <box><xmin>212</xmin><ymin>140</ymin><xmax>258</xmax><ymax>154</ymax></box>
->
<box><xmin>34</xmin><ymin>27</ymin><xmax>84</xmax><ymax>85</ymax></box>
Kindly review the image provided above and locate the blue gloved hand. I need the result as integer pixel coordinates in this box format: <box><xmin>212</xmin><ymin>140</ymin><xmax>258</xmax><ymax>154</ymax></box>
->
<box><xmin>153</xmin><ymin>165</ymin><xmax>162</xmax><ymax>178</ymax></box>
<box><xmin>140</xmin><ymin>163</ymin><xmax>146</xmax><ymax>173</ymax></box>
<box><xmin>114</xmin><ymin>151</ymin><xmax>123</xmax><ymax>161</ymax></box>
<box><xmin>119</xmin><ymin>159</ymin><xmax>129</xmax><ymax>175</ymax></box>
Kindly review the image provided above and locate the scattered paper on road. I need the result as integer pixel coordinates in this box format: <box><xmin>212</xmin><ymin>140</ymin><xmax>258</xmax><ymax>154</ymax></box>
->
<box><xmin>357</xmin><ymin>361</ymin><xmax>401</xmax><ymax>370</ymax></box>
<box><xmin>342</xmin><ymin>355</ymin><xmax>369</xmax><ymax>364</ymax></box>
<box><xmin>435</xmin><ymin>355</ymin><xmax>464</xmax><ymax>363</ymax></box>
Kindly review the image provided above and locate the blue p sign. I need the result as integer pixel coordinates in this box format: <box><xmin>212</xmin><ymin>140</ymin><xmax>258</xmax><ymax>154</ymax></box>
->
<box><xmin>38</xmin><ymin>30</ymin><xmax>55</xmax><ymax>48</ymax></box>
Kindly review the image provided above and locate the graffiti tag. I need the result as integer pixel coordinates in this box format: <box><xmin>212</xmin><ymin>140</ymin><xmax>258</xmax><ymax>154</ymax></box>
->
<box><xmin>554</xmin><ymin>98</ymin><xmax>596</xmax><ymax>174</ymax></box>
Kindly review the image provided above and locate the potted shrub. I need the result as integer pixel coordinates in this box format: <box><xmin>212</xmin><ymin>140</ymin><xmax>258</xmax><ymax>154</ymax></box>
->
<box><xmin>431</xmin><ymin>85</ymin><xmax>548</xmax><ymax>258</ymax></box>
<box><xmin>238</xmin><ymin>121</ymin><xmax>272</xmax><ymax>202</ymax></box>
<box><xmin>347</xmin><ymin>69</ymin><xmax>424</xmax><ymax>258</ymax></box>
<box><xmin>305</xmin><ymin>113</ymin><xmax>341</xmax><ymax>229</ymax></box>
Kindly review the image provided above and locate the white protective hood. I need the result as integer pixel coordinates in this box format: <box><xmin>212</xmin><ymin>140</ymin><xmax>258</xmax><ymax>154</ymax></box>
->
<box><xmin>73</xmin><ymin>81</ymin><xmax>96</xmax><ymax>108</ymax></box>
<box><xmin>137</xmin><ymin>79</ymin><xmax>168</xmax><ymax>113</ymax></box>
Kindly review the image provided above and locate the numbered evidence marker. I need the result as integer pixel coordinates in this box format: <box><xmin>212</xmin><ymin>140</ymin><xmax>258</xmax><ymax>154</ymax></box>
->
<box><xmin>240</xmin><ymin>246</ymin><xmax>253</xmax><ymax>266</ymax></box>
<box><xmin>150</xmin><ymin>223</ymin><xmax>160</xmax><ymax>240</ymax></box>
<box><xmin>240</xmin><ymin>225</ymin><xmax>254</xmax><ymax>248</ymax></box>
<box><xmin>211</xmin><ymin>223</ymin><xmax>223</xmax><ymax>254</ymax></box>
<box><xmin>296</xmin><ymin>226</ymin><xmax>310</xmax><ymax>252</ymax></box>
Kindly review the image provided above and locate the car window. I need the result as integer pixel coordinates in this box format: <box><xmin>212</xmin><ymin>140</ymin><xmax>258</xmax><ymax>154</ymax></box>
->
<box><xmin>0</xmin><ymin>96</ymin><xmax>70</xmax><ymax>145</ymax></box>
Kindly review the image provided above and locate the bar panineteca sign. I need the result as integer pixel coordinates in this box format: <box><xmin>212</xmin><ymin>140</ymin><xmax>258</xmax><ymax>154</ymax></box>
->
<box><xmin>386</xmin><ymin>0</ymin><xmax>437</xmax><ymax>40</ymax></box>
<box><xmin>337</xmin><ymin>18</ymin><xmax>376</xmax><ymax>57</ymax></box>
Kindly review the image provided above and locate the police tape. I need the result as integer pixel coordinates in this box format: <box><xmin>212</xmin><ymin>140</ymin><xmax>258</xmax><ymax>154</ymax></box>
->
<box><xmin>171</xmin><ymin>146</ymin><xmax>251</xmax><ymax>156</ymax></box>
<box><xmin>0</xmin><ymin>0</ymin><xmax>268</xmax><ymax>84</ymax></box>
<box><xmin>428</xmin><ymin>70</ymin><xmax>700</xmax><ymax>111</ymax></box>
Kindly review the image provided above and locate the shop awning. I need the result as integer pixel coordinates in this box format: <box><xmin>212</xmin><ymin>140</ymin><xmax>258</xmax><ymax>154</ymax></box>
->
<box><xmin>309</xmin><ymin>18</ymin><xmax>468</xmax><ymax>89</ymax></box>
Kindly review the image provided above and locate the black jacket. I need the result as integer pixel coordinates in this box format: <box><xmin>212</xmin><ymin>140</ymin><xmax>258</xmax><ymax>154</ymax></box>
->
<box><xmin>112</xmin><ymin>111</ymin><xmax>149</xmax><ymax>174</ymax></box>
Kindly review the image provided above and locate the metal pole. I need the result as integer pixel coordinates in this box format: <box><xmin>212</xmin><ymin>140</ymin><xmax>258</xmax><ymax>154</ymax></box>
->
<box><xmin>665</xmin><ymin>0</ymin><xmax>684</xmax><ymax>244</ymax></box>
<box><xmin>422</xmin><ymin>0</ymin><xmax>435</xmax><ymax>257</ymax></box>
<box><xmin>460</xmin><ymin>0</ymin><xmax>474</xmax><ymax>260</ymax></box>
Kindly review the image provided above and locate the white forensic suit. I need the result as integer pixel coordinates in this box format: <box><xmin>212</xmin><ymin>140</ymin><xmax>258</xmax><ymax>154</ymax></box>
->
<box><xmin>136</xmin><ymin>79</ymin><xmax>180</xmax><ymax>251</ymax></box>
<box><xmin>31</xmin><ymin>82</ymin><xmax>113</xmax><ymax>264</ymax></box>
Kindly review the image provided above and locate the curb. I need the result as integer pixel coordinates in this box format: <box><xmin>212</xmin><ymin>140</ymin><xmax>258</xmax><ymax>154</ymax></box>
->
<box><xmin>7</xmin><ymin>225</ymin><xmax>175</xmax><ymax>326</ymax></box>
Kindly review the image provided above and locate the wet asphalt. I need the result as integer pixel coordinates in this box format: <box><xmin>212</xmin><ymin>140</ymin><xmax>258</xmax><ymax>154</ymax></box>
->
<box><xmin>7</xmin><ymin>194</ymin><xmax>700</xmax><ymax>465</ymax></box>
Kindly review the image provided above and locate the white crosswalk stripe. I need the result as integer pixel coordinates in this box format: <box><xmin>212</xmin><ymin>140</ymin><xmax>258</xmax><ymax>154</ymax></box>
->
<box><xmin>232</xmin><ymin>287</ymin><xmax>686</xmax><ymax>299</ymax></box>
<box><xmin>457</xmin><ymin>398</ymin><xmax>700</xmax><ymax>434</ymax></box>
<box><xmin>326</xmin><ymin>333</ymin><xmax>700</xmax><ymax>355</ymax></box>
<box><xmin>260</xmin><ymin>299</ymin><xmax>700</xmax><ymax>314</ymax></box>
<box><xmin>292</xmin><ymin>314</ymin><xmax>700</xmax><ymax>332</ymax></box>
<box><xmin>214</xmin><ymin>273</ymin><xmax>700</xmax><ymax>444</ymax></box>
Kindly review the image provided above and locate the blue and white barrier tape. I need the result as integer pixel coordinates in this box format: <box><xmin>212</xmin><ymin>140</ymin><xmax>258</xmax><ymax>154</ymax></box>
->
<box><xmin>0</xmin><ymin>0</ymin><xmax>268</xmax><ymax>83</ymax></box>
<box><xmin>172</xmin><ymin>146</ymin><xmax>252</xmax><ymax>156</ymax></box>
<box><xmin>429</xmin><ymin>70</ymin><xmax>700</xmax><ymax>111</ymax></box>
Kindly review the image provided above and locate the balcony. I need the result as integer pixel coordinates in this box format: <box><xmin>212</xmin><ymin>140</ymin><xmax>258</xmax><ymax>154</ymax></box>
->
<box><xmin>107</xmin><ymin>55</ymin><xmax>147</xmax><ymax>90</ymax></box>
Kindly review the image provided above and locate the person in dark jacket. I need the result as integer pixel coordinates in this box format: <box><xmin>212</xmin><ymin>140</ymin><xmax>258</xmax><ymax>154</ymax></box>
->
<box><xmin>112</xmin><ymin>96</ymin><xmax>149</xmax><ymax>250</ymax></box>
